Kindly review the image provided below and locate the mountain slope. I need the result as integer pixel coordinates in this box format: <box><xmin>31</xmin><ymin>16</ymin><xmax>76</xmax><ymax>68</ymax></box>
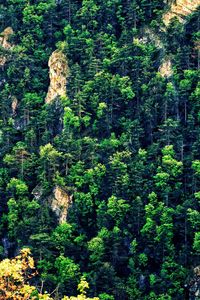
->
<box><xmin>0</xmin><ymin>1</ymin><xmax>199</xmax><ymax>299</ymax></box>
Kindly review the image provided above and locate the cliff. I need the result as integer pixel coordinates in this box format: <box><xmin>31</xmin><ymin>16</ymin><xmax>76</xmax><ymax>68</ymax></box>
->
<box><xmin>48</xmin><ymin>186</ymin><xmax>73</xmax><ymax>224</ymax></box>
<box><xmin>32</xmin><ymin>185</ymin><xmax>73</xmax><ymax>224</ymax></box>
<box><xmin>163</xmin><ymin>0</ymin><xmax>200</xmax><ymax>26</ymax></box>
<box><xmin>0</xmin><ymin>27</ymin><xmax>13</xmax><ymax>66</ymax></box>
<box><xmin>159</xmin><ymin>0</ymin><xmax>200</xmax><ymax>76</ymax></box>
<box><xmin>159</xmin><ymin>58</ymin><xmax>173</xmax><ymax>78</ymax></box>
<box><xmin>45</xmin><ymin>50</ymin><xmax>69</xmax><ymax>104</ymax></box>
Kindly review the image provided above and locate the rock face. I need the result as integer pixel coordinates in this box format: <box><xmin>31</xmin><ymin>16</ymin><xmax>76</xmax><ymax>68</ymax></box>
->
<box><xmin>49</xmin><ymin>186</ymin><xmax>73</xmax><ymax>224</ymax></box>
<box><xmin>32</xmin><ymin>184</ymin><xmax>73</xmax><ymax>223</ymax></box>
<box><xmin>163</xmin><ymin>0</ymin><xmax>200</xmax><ymax>26</ymax></box>
<box><xmin>45</xmin><ymin>50</ymin><xmax>69</xmax><ymax>104</ymax></box>
<box><xmin>159</xmin><ymin>58</ymin><xmax>173</xmax><ymax>78</ymax></box>
<box><xmin>0</xmin><ymin>27</ymin><xmax>14</xmax><ymax>66</ymax></box>
<box><xmin>159</xmin><ymin>1</ymin><xmax>200</xmax><ymax>77</ymax></box>
<box><xmin>11</xmin><ymin>96</ymin><xmax>18</xmax><ymax>116</ymax></box>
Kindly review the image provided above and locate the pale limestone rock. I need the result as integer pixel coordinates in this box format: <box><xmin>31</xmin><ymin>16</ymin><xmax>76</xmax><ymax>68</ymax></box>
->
<box><xmin>159</xmin><ymin>59</ymin><xmax>173</xmax><ymax>78</ymax></box>
<box><xmin>160</xmin><ymin>0</ymin><xmax>200</xmax><ymax>78</ymax></box>
<box><xmin>45</xmin><ymin>50</ymin><xmax>69</xmax><ymax>104</ymax></box>
<box><xmin>0</xmin><ymin>27</ymin><xmax>14</xmax><ymax>66</ymax></box>
<box><xmin>32</xmin><ymin>184</ymin><xmax>73</xmax><ymax>223</ymax></box>
<box><xmin>11</xmin><ymin>96</ymin><xmax>18</xmax><ymax>116</ymax></box>
<box><xmin>194</xmin><ymin>266</ymin><xmax>200</xmax><ymax>277</ymax></box>
<box><xmin>163</xmin><ymin>0</ymin><xmax>200</xmax><ymax>26</ymax></box>
<box><xmin>0</xmin><ymin>27</ymin><xmax>13</xmax><ymax>48</ymax></box>
<box><xmin>49</xmin><ymin>186</ymin><xmax>73</xmax><ymax>224</ymax></box>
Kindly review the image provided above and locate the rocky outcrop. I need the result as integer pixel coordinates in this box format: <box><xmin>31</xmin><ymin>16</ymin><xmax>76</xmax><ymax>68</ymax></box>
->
<box><xmin>0</xmin><ymin>27</ymin><xmax>14</xmax><ymax>66</ymax></box>
<box><xmin>159</xmin><ymin>58</ymin><xmax>173</xmax><ymax>78</ymax></box>
<box><xmin>11</xmin><ymin>96</ymin><xmax>18</xmax><ymax>116</ymax></box>
<box><xmin>152</xmin><ymin>0</ymin><xmax>200</xmax><ymax>77</ymax></box>
<box><xmin>163</xmin><ymin>0</ymin><xmax>200</xmax><ymax>26</ymax></box>
<box><xmin>45</xmin><ymin>50</ymin><xmax>69</xmax><ymax>104</ymax></box>
<box><xmin>139</xmin><ymin>28</ymin><xmax>170</xmax><ymax>78</ymax></box>
<box><xmin>48</xmin><ymin>186</ymin><xmax>73</xmax><ymax>224</ymax></box>
<box><xmin>32</xmin><ymin>184</ymin><xmax>73</xmax><ymax>223</ymax></box>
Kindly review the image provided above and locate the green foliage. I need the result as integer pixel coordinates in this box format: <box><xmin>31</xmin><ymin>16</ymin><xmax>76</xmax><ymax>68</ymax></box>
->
<box><xmin>55</xmin><ymin>255</ymin><xmax>80</xmax><ymax>292</ymax></box>
<box><xmin>193</xmin><ymin>232</ymin><xmax>200</xmax><ymax>253</ymax></box>
<box><xmin>7</xmin><ymin>178</ymin><xmax>28</xmax><ymax>196</ymax></box>
<box><xmin>0</xmin><ymin>0</ymin><xmax>199</xmax><ymax>299</ymax></box>
<box><xmin>88</xmin><ymin>237</ymin><xmax>105</xmax><ymax>263</ymax></box>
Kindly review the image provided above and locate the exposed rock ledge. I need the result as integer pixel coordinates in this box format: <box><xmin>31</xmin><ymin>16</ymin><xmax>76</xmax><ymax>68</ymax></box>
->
<box><xmin>143</xmin><ymin>1</ymin><xmax>200</xmax><ymax>78</ymax></box>
<box><xmin>163</xmin><ymin>0</ymin><xmax>200</xmax><ymax>26</ymax></box>
<box><xmin>0</xmin><ymin>27</ymin><xmax>14</xmax><ymax>66</ymax></box>
<box><xmin>45</xmin><ymin>50</ymin><xmax>69</xmax><ymax>104</ymax></box>
<box><xmin>48</xmin><ymin>186</ymin><xmax>73</xmax><ymax>224</ymax></box>
<box><xmin>159</xmin><ymin>58</ymin><xmax>173</xmax><ymax>78</ymax></box>
<box><xmin>32</xmin><ymin>185</ymin><xmax>73</xmax><ymax>224</ymax></box>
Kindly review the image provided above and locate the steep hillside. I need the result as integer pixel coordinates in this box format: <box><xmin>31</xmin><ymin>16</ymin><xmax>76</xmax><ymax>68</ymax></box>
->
<box><xmin>0</xmin><ymin>1</ymin><xmax>199</xmax><ymax>300</ymax></box>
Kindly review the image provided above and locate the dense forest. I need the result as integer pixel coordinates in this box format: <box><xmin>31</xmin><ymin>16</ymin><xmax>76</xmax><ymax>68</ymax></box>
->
<box><xmin>0</xmin><ymin>0</ymin><xmax>200</xmax><ymax>299</ymax></box>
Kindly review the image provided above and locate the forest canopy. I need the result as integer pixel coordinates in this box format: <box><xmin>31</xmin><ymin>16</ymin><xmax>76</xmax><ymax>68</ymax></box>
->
<box><xmin>0</xmin><ymin>0</ymin><xmax>200</xmax><ymax>299</ymax></box>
